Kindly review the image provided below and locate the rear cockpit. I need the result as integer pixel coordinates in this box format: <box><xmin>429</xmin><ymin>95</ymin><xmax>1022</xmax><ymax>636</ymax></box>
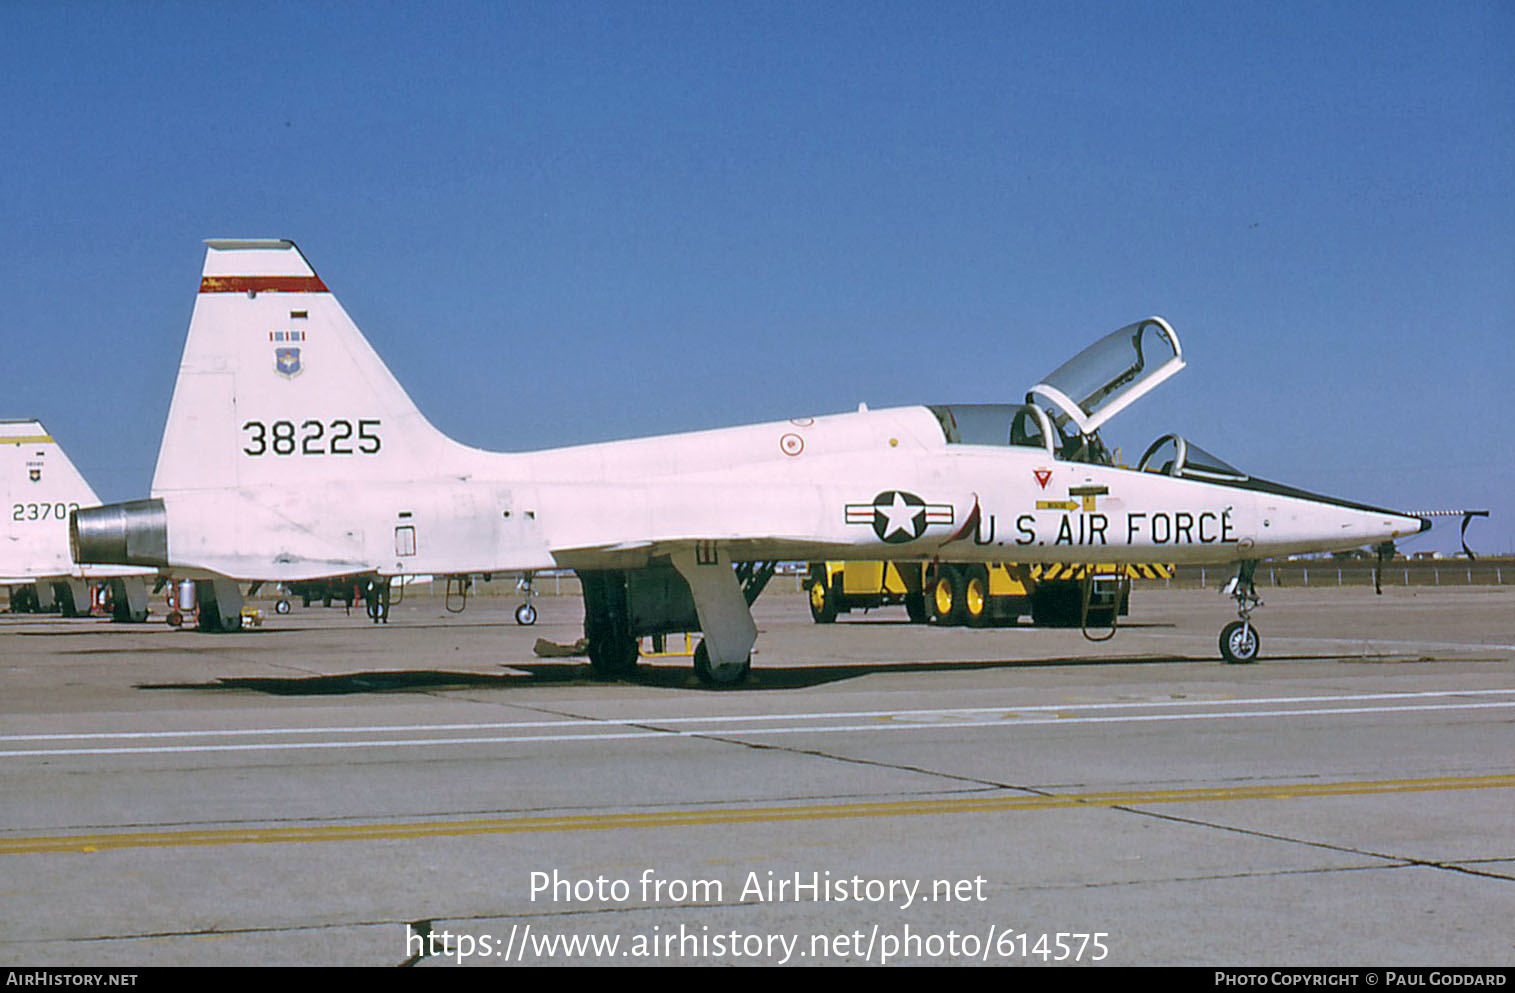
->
<box><xmin>1136</xmin><ymin>434</ymin><xmax>1248</xmax><ymax>482</ymax></box>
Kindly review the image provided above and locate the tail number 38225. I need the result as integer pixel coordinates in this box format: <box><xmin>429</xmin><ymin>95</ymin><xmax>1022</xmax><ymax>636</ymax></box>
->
<box><xmin>242</xmin><ymin>418</ymin><xmax>382</xmax><ymax>457</ymax></box>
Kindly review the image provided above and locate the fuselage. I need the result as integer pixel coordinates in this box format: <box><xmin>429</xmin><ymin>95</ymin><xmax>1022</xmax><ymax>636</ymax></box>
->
<box><xmin>68</xmin><ymin>242</ymin><xmax>1425</xmax><ymax>587</ymax></box>
<box><xmin>146</xmin><ymin>404</ymin><xmax>1426</xmax><ymax>581</ymax></box>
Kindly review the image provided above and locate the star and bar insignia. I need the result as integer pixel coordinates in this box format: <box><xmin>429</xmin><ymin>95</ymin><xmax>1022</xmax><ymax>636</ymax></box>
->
<box><xmin>846</xmin><ymin>490</ymin><xmax>954</xmax><ymax>544</ymax></box>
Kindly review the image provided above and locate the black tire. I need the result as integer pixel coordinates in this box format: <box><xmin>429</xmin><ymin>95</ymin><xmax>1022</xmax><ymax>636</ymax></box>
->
<box><xmin>588</xmin><ymin>637</ymin><xmax>639</xmax><ymax>679</ymax></box>
<box><xmin>109</xmin><ymin>581</ymin><xmax>147</xmax><ymax>623</ymax></box>
<box><xmin>275</xmin><ymin>599</ymin><xmax>291</xmax><ymax>615</ymax></box>
<box><xmin>928</xmin><ymin>567</ymin><xmax>965</xmax><ymax>626</ymax></box>
<box><xmin>55</xmin><ymin>584</ymin><xmax>85</xmax><ymax>618</ymax></box>
<box><xmin>808</xmin><ymin>575</ymin><xmax>838</xmax><ymax>624</ymax></box>
<box><xmin>515</xmin><ymin>603</ymin><xmax>537</xmax><ymax>626</ymax></box>
<box><xmin>1220</xmin><ymin>620</ymin><xmax>1261</xmax><ymax>663</ymax></box>
<box><xmin>112</xmin><ymin>601</ymin><xmax>148</xmax><ymax>624</ymax></box>
<box><xmin>693</xmin><ymin>642</ymin><xmax>750</xmax><ymax>688</ymax></box>
<box><xmin>1031</xmin><ymin>583</ymin><xmax>1081</xmax><ymax>627</ymax></box>
<box><xmin>581</xmin><ymin>569</ymin><xmax>637</xmax><ymax>678</ymax></box>
<box><xmin>904</xmin><ymin>591</ymin><xmax>927</xmax><ymax>624</ymax></box>
<box><xmin>11</xmin><ymin>585</ymin><xmax>40</xmax><ymax>613</ymax></box>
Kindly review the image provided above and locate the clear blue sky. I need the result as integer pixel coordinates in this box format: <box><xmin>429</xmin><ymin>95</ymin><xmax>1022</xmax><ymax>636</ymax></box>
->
<box><xmin>3</xmin><ymin>1</ymin><xmax>1511</xmax><ymax>555</ymax></box>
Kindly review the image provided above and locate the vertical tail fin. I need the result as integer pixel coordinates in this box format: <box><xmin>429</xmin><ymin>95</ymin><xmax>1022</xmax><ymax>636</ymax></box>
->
<box><xmin>151</xmin><ymin>240</ymin><xmax>458</xmax><ymax>496</ymax></box>
<box><xmin>1</xmin><ymin>420</ymin><xmax>103</xmax><ymax>579</ymax></box>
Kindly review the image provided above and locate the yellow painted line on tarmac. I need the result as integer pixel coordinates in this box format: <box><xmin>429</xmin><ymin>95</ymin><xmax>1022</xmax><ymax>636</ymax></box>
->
<box><xmin>4</xmin><ymin>774</ymin><xmax>1512</xmax><ymax>856</ymax></box>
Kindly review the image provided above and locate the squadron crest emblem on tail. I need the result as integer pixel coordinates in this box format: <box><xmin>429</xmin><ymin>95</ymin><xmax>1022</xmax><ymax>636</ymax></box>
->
<box><xmin>275</xmin><ymin>347</ymin><xmax>303</xmax><ymax>378</ymax></box>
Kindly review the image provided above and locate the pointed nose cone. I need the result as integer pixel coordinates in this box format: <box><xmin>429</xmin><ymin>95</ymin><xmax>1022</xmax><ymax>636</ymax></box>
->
<box><xmin>1245</xmin><ymin>478</ymin><xmax>1429</xmax><ymax>557</ymax></box>
<box><xmin>1339</xmin><ymin>506</ymin><xmax>1430</xmax><ymax>544</ymax></box>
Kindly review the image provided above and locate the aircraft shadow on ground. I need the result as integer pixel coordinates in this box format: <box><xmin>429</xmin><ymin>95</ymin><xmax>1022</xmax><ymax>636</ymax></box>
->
<box><xmin>126</xmin><ymin>651</ymin><xmax>1374</xmax><ymax>695</ymax></box>
<box><xmin>826</xmin><ymin>618</ymin><xmax>1177</xmax><ymax>630</ymax></box>
<box><xmin>139</xmin><ymin>671</ymin><xmax>535</xmax><ymax>695</ymax></box>
<box><xmin>45</xmin><ymin>621</ymin><xmax>548</xmax><ymax>653</ymax></box>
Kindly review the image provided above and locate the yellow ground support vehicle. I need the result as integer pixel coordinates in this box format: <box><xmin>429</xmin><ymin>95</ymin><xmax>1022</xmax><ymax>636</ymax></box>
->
<box><xmin>806</xmin><ymin>561</ymin><xmax>929</xmax><ymax>624</ymax></box>
<box><xmin>807</xmin><ymin>561</ymin><xmax>1171</xmax><ymax>632</ymax></box>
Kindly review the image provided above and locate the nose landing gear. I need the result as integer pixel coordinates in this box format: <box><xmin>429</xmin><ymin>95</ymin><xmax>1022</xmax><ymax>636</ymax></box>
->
<box><xmin>514</xmin><ymin>573</ymin><xmax>538</xmax><ymax>626</ymax></box>
<box><xmin>1219</xmin><ymin>559</ymin><xmax>1262</xmax><ymax>663</ymax></box>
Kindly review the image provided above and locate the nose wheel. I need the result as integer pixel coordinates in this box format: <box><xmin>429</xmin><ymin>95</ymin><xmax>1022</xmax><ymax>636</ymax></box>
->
<box><xmin>1219</xmin><ymin>560</ymin><xmax>1262</xmax><ymax>664</ymax></box>
<box><xmin>1220</xmin><ymin>619</ymin><xmax>1261</xmax><ymax>663</ymax></box>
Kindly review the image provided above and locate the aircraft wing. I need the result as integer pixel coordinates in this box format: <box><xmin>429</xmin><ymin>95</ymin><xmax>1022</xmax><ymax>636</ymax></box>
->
<box><xmin>539</xmin><ymin>480</ymin><xmax>982</xmax><ymax>570</ymax></box>
<box><xmin>547</xmin><ymin>534</ymin><xmax>859</xmax><ymax>571</ymax></box>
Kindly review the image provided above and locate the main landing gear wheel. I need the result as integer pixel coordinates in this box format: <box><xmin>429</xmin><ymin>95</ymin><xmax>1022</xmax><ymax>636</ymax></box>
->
<box><xmin>693</xmin><ymin>642</ymin><xmax>750</xmax><ymax>688</ymax></box>
<box><xmin>580</xmin><ymin>570</ymin><xmax>639</xmax><ymax>679</ymax></box>
<box><xmin>588</xmin><ymin>637</ymin><xmax>639</xmax><ymax>679</ymax></box>
<box><xmin>274</xmin><ymin>599</ymin><xmax>291</xmax><ymax>615</ymax></box>
<box><xmin>514</xmin><ymin>602</ymin><xmax>537</xmax><ymax>625</ymax></box>
<box><xmin>1220</xmin><ymin>621</ymin><xmax>1261</xmax><ymax>663</ymax></box>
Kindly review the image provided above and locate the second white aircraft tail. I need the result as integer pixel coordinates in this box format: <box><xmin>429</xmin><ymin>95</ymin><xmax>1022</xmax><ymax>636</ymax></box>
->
<box><xmin>2</xmin><ymin>420</ymin><xmax>103</xmax><ymax>580</ymax></box>
<box><xmin>152</xmin><ymin>240</ymin><xmax>464</xmax><ymax>496</ymax></box>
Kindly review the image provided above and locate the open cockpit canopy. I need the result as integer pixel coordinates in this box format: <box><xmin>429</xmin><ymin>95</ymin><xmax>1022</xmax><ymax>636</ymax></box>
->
<box><xmin>1027</xmin><ymin>317</ymin><xmax>1183</xmax><ymax>437</ymax></box>
<box><xmin>928</xmin><ymin>317</ymin><xmax>1188</xmax><ymax>467</ymax></box>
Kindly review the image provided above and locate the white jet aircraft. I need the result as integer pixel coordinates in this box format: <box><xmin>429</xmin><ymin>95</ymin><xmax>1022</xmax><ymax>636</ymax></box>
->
<box><xmin>3</xmin><ymin>420</ymin><xmax>151</xmax><ymax>621</ymax></box>
<box><xmin>71</xmin><ymin>240</ymin><xmax>1429</xmax><ymax>682</ymax></box>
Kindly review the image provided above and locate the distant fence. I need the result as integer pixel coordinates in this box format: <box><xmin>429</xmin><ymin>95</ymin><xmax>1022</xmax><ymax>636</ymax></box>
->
<box><xmin>438</xmin><ymin>560</ymin><xmax>1513</xmax><ymax>598</ymax></box>
<box><xmin>204</xmin><ymin>559</ymin><xmax>1509</xmax><ymax>607</ymax></box>
<box><xmin>1159</xmin><ymin>557</ymin><xmax>1513</xmax><ymax>590</ymax></box>
<box><xmin>381</xmin><ymin>560</ymin><xmax>1515</xmax><ymax>597</ymax></box>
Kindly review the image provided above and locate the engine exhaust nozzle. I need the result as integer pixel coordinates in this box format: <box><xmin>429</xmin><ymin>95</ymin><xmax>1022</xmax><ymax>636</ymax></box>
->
<box><xmin>70</xmin><ymin>499</ymin><xmax>169</xmax><ymax>567</ymax></box>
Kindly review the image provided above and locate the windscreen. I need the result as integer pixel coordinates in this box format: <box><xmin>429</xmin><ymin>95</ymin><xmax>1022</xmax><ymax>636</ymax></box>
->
<box><xmin>928</xmin><ymin>404</ymin><xmax>1053</xmax><ymax>451</ymax></box>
